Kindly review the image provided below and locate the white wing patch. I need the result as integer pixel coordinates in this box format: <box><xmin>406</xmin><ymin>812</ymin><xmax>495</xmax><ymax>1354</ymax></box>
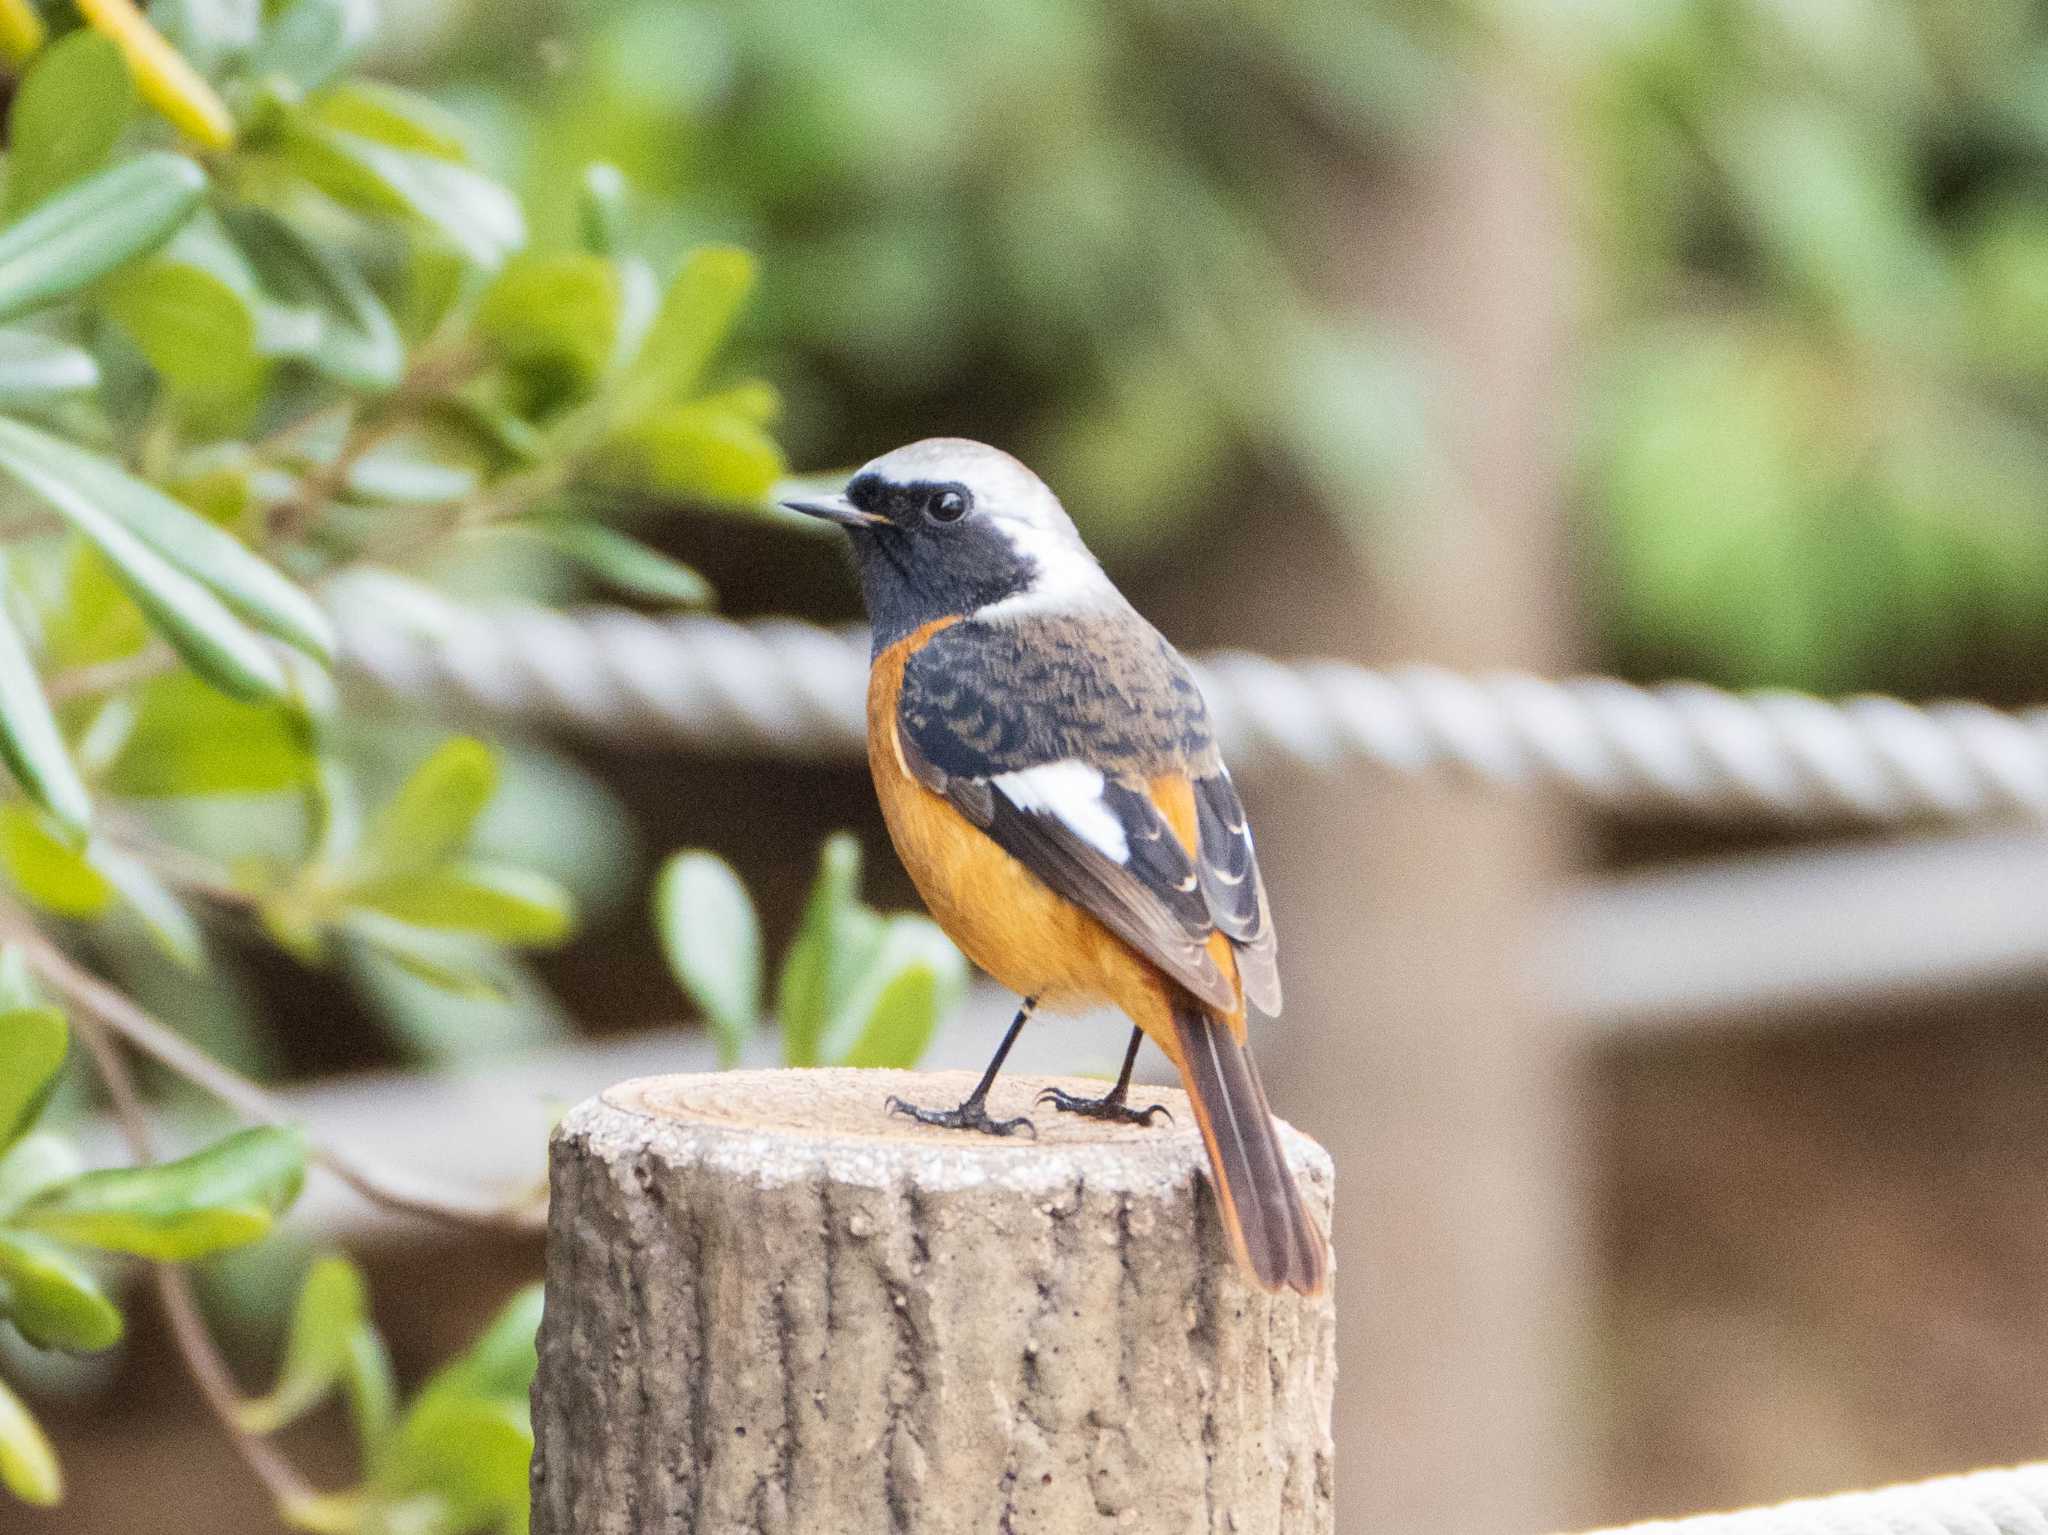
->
<box><xmin>992</xmin><ymin>761</ymin><xmax>1130</xmax><ymax>862</ymax></box>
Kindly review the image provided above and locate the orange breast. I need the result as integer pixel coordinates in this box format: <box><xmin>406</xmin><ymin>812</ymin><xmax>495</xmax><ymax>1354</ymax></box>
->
<box><xmin>868</xmin><ymin>627</ymin><xmax>1244</xmax><ymax>1061</ymax></box>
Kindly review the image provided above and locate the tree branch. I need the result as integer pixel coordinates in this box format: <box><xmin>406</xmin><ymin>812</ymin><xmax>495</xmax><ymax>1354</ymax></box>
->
<box><xmin>62</xmin><ymin>997</ymin><xmax>319</xmax><ymax>1511</ymax></box>
<box><xmin>44</xmin><ymin>645</ymin><xmax>179</xmax><ymax>705</ymax></box>
<box><xmin>0</xmin><ymin>903</ymin><xmax>546</xmax><ymax>1234</ymax></box>
<box><xmin>265</xmin><ymin>346</ymin><xmax>484</xmax><ymax>545</ymax></box>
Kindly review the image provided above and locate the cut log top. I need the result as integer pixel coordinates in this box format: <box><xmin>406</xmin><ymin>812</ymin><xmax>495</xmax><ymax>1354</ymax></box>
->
<box><xmin>535</xmin><ymin>1068</ymin><xmax>1337</xmax><ymax>1534</ymax></box>
<box><xmin>582</xmin><ymin>1067</ymin><xmax>1334</xmax><ymax>1199</ymax></box>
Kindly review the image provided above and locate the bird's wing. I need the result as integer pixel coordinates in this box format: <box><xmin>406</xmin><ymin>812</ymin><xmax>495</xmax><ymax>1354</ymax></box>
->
<box><xmin>896</xmin><ymin>616</ymin><xmax>1279</xmax><ymax>1015</ymax></box>
<box><xmin>1191</xmin><ymin>770</ymin><xmax>1281</xmax><ymax>1014</ymax></box>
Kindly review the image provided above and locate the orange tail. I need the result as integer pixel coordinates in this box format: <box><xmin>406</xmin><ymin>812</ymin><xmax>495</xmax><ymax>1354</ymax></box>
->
<box><xmin>1171</xmin><ymin>996</ymin><xmax>1328</xmax><ymax>1295</ymax></box>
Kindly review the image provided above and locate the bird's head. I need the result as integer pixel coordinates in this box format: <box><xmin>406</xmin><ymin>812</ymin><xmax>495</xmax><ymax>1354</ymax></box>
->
<box><xmin>782</xmin><ymin>438</ymin><xmax>1114</xmax><ymax>648</ymax></box>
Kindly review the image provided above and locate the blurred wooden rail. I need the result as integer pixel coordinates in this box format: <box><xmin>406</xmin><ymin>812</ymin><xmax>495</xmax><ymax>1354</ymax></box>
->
<box><xmin>1555</xmin><ymin>830</ymin><xmax>2048</xmax><ymax>1027</ymax></box>
<box><xmin>84</xmin><ymin>827</ymin><xmax>2048</xmax><ymax>1249</ymax></box>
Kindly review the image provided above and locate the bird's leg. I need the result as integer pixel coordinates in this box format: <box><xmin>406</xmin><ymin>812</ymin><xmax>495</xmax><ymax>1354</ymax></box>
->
<box><xmin>886</xmin><ymin>997</ymin><xmax>1037</xmax><ymax>1137</ymax></box>
<box><xmin>1037</xmin><ymin>1027</ymin><xmax>1172</xmax><ymax>1127</ymax></box>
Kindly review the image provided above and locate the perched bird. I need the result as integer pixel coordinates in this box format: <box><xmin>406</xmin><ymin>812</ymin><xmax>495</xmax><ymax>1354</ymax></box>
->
<box><xmin>784</xmin><ymin>439</ymin><xmax>1327</xmax><ymax>1296</ymax></box>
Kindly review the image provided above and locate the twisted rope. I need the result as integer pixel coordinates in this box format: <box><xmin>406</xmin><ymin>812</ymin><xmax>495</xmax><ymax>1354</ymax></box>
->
<box><xmin>1574</xmin><ymin>1463</ymin><xmax>2048</xmax><ymax>1535</ymax></box>
<box><xmin>327</xmin><ymin>576</ymin><xmax>2048</xmax><ymax>824</ymax></box>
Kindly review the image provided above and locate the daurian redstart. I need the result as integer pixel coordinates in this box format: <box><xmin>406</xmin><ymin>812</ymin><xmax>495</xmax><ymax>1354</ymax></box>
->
<box><xmin>785</xmin><ymin>438</ymin><xmax>1327</xmax><ymax>1295</ymax></box>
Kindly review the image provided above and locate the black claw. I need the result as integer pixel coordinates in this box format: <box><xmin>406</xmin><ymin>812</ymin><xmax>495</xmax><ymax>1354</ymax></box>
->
<box><xmin>1035</xmin><ymin>1086</ymin><xmax>1173</xmax><ymax>1127</ymax></box>
<box><xmin>885</xmin><ymin>1094</ymin><xmax>1036</xmax><ymax>1139</ymax></box>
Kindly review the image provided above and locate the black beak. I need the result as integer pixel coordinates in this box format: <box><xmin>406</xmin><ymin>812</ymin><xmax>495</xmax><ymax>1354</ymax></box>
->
<box><xmin>780</xmin><ymin>494</ymin><xmax>887</xmax><ymax>528</ymax></box>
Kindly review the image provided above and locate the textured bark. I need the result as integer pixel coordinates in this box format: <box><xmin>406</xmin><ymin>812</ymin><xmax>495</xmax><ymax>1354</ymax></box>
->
<box><xmin>530</xmin><ymin>1068</ymin><xmax>1335</xmax><ymax>1535</ymax></box>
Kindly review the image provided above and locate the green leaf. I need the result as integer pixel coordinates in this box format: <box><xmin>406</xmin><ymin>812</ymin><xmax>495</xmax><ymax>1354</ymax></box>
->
<box><xmin>338</xmin><ymin>914</ymin><xmax>512</xmax><ymax>1001</ymax></box>
<box><xmin>247</xmin><ymin>0</ymin><xmax>377</xmax><ymax>94</ymax></box>
<box><xmin>0</xmin><ymin>415</ymin><xmax>333</xmax><ymax>674</ymax></box>
<box><xmin>42</xmin><ymin>543</ymin><xmax>146</xmax><ymax>672</ymax></box>
<box><xmin>1591</xmin><ymin>321</ymin><xmax>1871</xmax><ymax>687</ymax></box>
<box><xmin>0</xmin><ymin>416</ymin><xmax>329</xmax><ymax>660</ymax></box>
<box><xmin>103</xmin><ymin>241</ymin><xmax>268</xmax><ymax>420</ymax></box>
<box><xmin>279</xmin><ymin>1491</ymin><xmax>368</xmax><ymax>1533</ymax></box>
<box><xmin>0</xmin><ymin>1374</ymin><xmax>60</xmax><ymax>1506</ymax></box>
<box><xmin>655</xmin><ymin>851</ymin><xmax>760</xmax><ymax>1067</ymax></box>
<box><xmin>610</xmin><ymin>245</ymin><xmax>756</xmax><ymax>427</ymax></box>
<box><xmin>831</xmin><ymin>917</ymin><xmax>966</xmax><ymax>1070</ymax></box>
<box><xmin>529</xmin><ymin>523</ymin><xmax>713</xmax><ymax>606</ymax></box>
<box><xmin>364</xmin><ymin>737</ymin><xmax>496</xmax><ymax>876</ymax></box>
<box><xmin>0</xmin><ymin>429</ymin><xmax>284</xmax><ymax>701</ymax></box>
<box><xmin>252</xmin><ymin>880</ymin><xmax>328</xmax><ymax>964</ymax></box>
<box><xmin>347</xmin><ymin>937</ymin><xmax>567</xmax><ymax>1061</ymax></box>
<box><xmin>342</xmin><ymin>1322</ymin><xmax>397</xmax><ymax>1457</ymax></box>
<box><xmin>282</xmin><ymin>119</ymin><xmax>525</xmax><ymax>270</ymax></box>
<box><xmin>309</xmin><ymin>755</ymin><xmax>361</xmax><ymax>868</ymax></box>
<box><xmin>776</xmin><ymin>835</ymin><xmax>883</xmax><ymax>1068</ymax></box>
<box><xmin>611</xmin><ymin>398</ymin><xmax>785</xmax><ymax>503</ymax></box>
<box><xmin>0</xmin><ymin>152</ymin><xmax>205</xmax><ymax>324</ymax></box>
<box><xmin>3</xmin><ymin>30</ymin><xmax>136</xmax><ymax>220</ymax></box>
<box><xmin>103</xmin><ymin>673</ymin><xmax>316</xmax><ymax>797</ymax></box>
<box><xmin>0</xmin><ymin>946</ymin><xmax>38</xmax><ymax>1010</ymax></box>
<box><xmin>372</xmin><ymin>1284</ymin><xmax>539</xmax><ymax>1520</ymax></box>
<box><xmin>0</xmin><ymin>330</ymin><xmax>98</xmax><ymax>403</ymax></box>
<box><xmin>18</xmin><ymin>1125</ymin><xmax>307</xmax><ymax>1260</ymax></box>
<box><xmin>378</xmin><ymin>1393</ymin><xmax>530</xmax><ymax>1527</ymax></box>
<box><xmin>0</xmin><ymin>598</ymin><xmax>90</xmax><ymax>836</ymax></box>
<box><xmin>348</xmin><ymin>862</ymin><xmax>574</xmax><ymax>947</ymax></box>
<box><xmin>310</xmin><ymin>81</ymin><xmax>472</xmax><ymax>160</ymax></box>
<box><xmin>239</xmin><ymin>1254</ymin><xmax>370</xmax><ymax>1434</ymax></box>
<box><xmin>0</xmin><ymin>805</ymin><xmax>113</xmax><ymax>917</ymax></box>
<box><xmin>0</xmin><ymin>1134</ymin><xmax>82</xmax><ymax>1217</ymax></box>
<box><xmin>92</xmin><ymin>847</ymin><xmax>205</xmax><ymax>971</ymax></box>
<box><xmin>0</xmin><ymin>1004</ymin><xmax>64</xmax><ymax>1149</ymax></box>
<box><xmin>613</xmin><ymin>258</ymin><xmax>661</xmax><ymax>380</ymax></box>
<box><xmin>343</xmin><ymin>428</ymin><xmax>481</xmax><ymax>504</ymax></box>
<box><xmin>1712</xmin><ymin>102</ymin><xmax>1957</xmax><ymax>346</ymax></box>
<box><xmin>225</xmin><ymin>208</ymin><xmax>403</xmax><ymax>392</ymax></box>
<box><xmin>578</xmin><ymin>162</ymin><xmax>630</xmax><ymax>257</ymax></box>
<box><xmin>425</xmin><ymin>1281</ymin><xmax>541</xmax><ymax>1401</ymax></box>
<box><xmin>151</xmin><ymin>0</ymin><xmax>262</xmax><ymax>74</ymax></box>
<box><xmin>444</xmin><ymin>383</ymin><xmax>546</xmax><ymax>465</ymax></box>
<box><xmin>0</xmin><ymin>1229</ymin><xmax>122</xmax><ymax>1351</ymax></box>
<box><xmin>476</xmin><ymin>252</ymin><xmax>621</xmax><ymax>384</ymax></box>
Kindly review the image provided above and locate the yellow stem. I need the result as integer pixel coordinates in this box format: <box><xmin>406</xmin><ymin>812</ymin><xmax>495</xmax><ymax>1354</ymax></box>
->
<box><xmin>0</xmin><ymin>0</ymin><xmax>45</xmax><ymax>64</ymax></box>
<box><xmin>75</xmin><ymin>0</ymin><xmax>236</xmax><ymax>150</ymax></box>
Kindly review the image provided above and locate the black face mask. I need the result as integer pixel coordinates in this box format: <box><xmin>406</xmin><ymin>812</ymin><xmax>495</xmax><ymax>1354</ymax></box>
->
<box><xmin>842</xmin><ymin>476</ymin><xmax>1037</xmax><ymax>652</ymax></box>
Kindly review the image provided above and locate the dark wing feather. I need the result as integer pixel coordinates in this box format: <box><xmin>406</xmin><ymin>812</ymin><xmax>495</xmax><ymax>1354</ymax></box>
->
<box><xmin>898</xmin><ymin>725</ymin><xmax>1238</xmax><ymax>1013</ymax></box>
<box><xmin>1192</xmin><ymin>772</ymin><xmax>1281</xmax><ymax>1014</ymax></box>
<box><xmin>896</xmin><ymin>617</ymin><xmax>1276</xmax><ymax>1016</ymax></box>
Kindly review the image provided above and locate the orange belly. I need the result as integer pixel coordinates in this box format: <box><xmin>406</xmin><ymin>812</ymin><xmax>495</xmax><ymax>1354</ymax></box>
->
<box><xmin>868</xmin><ymin>626</ymin><xmax>1242</xmax><ymax>1064</ymax></box>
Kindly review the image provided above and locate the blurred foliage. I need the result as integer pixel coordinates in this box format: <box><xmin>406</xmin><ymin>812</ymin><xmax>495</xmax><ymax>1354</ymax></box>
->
<box><xmin>0</xmin><ymin>984</ymin><xmax>306</xmax><ymax>1505</ymax></box>
<box><xmin>407</xmin><ymin>0</ymin><xmax>1459</xmax><ymax>559</ymax></box>
<box><xmin>380</xmin><ymin>0</ymin><xmax>2048</xmax><ymax>691</ymax></box>
<box><xmin>659</xmin><ymin>833</ymin><xmax>969</xmax><ymax>1071</ymax></box>
<box><xmin>0</xmin><ymin>0</ymin><xmax>962</xmax><ymax>1520</ymax></box>
<box><xmin>248</xmin><ymin>1260</ymin><xmax>542</xmax><ymax>1535</ymax></box>
<box><xmin>1504</xmin><ymin>0</ymin><xmax>2048</xmax><ymax>689</ymax></box>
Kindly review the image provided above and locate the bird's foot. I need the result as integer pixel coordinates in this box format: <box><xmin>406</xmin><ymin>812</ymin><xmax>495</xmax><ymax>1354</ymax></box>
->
<box><xmin>1035</xmin><ymin>1085</ymin><xmax>1173</xmax><ymax>1127</ymax></box>
<box><xmin>885</xmin><ymin>1094</ymin><xmax>1035</xmax><ymax>1138</ymax></box>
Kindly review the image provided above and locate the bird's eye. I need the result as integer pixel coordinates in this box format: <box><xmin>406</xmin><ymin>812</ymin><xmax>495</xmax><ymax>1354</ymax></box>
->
<box><xmin>925</xmin><ymin>486</ymin><xmax>971</xmax><ymax>524</ymax></box>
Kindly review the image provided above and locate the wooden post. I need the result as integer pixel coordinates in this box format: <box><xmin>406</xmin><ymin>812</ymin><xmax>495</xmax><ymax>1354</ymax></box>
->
<box><xmin>530</xmin><ymin>1069</ymin><xmax>1336</xmax><ymax>1535</ymax></box>
<box><xmin>1237</xmin><ymin>85</ymin><xmax>1588</xmax><ymax>1533</ymax></box>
